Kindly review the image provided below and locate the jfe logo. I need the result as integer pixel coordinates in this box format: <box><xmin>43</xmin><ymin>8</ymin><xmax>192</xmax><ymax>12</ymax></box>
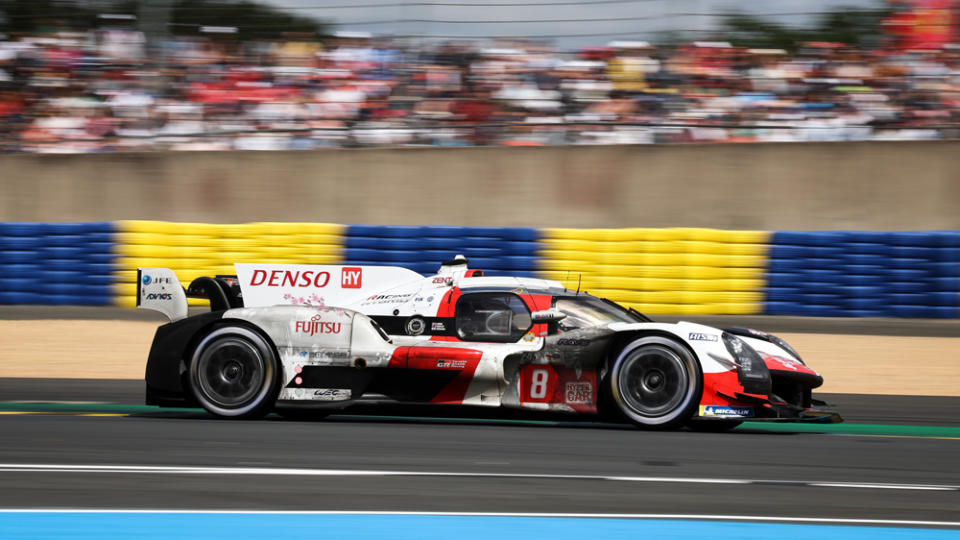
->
<box><xmin>341</xmin><ymin>267</ymin><xmax>362</xmax><ymax>288</ymax></box>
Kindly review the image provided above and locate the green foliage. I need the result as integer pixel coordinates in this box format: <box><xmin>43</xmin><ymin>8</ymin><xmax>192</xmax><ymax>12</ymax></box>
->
<box><xmin>168</xmin><ymin>0</ymin><xmax>328</xmax><ymax>41</ymax></box>
<box><xmin>0</xmin><ymin>0</ymin><xmax>329</xmax><ymax>40</ymax></box>
<box><xmin>719</xmin><ymin>6</ymin><xmax>892</xmax><ymax>50</ymax></box>
<box><xmin>0</xmin><ymin>0</ymin><xmax>98</xmax><ymax>34</ymax></box>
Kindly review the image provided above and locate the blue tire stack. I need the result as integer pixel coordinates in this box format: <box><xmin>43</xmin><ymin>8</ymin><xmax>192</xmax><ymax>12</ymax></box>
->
<box><xmin>344</xmin><ymin>225</ymin><xmax>540</xmax><ymax>278</ymax></box>
<box><xmin>0</xmin><ymin>222</ymin><xmax>115</xmax><ymax>305</ymax></box>
<box><xmin>765</xmin><ymin>231</ymin><xmax>960</xmax><ymax>318</ymax></box>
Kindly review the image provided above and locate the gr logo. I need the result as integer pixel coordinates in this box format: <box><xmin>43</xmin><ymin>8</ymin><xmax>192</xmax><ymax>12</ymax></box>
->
<box><xmin>341</xmin><ymin>267</ymin><xmax>362</xmax><ymax>288</ymax></box>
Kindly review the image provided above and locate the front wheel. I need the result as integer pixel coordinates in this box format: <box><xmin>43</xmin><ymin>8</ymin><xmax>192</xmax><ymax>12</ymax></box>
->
<box><xmin>189</xmin><ymin>326</ymin><xmax>280</xmax><ymax>419</ymax></box>
<box><xmin>608</xmin><ymin>336</ymin><xmax>702</xmax><ymax>429</ymax></box>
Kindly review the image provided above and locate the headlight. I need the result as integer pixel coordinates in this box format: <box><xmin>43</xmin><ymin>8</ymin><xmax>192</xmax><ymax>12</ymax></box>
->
<box><xmin>725</xmin><ymin>326</ymin><xmax>804</xmax><ymax>365</ymax></box>
<box><xmin>768</xmin><ymin>334</ymin><xmax>803</xmax><ymax>364</ymax></box>
<box><xmin>722</xmin><ymin>332</ymin><xmax>771</xmax><ymax>395</ymax></box>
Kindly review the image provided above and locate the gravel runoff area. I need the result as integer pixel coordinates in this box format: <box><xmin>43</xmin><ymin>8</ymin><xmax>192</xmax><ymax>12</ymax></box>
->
<box><xmin>0</xmin><ymin>306</ymin><xmax>957</xmax><ymax>395</ymax></box>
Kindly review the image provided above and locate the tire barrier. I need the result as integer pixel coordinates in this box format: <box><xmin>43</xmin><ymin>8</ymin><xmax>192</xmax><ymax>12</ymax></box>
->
<box><xmin>1</xmin><ymin>222</ymin><xmax>957</xmax><ymax>318</ymax></box>
<box><xmin>111</xmin><ymin>221</ymin><xmax>344</xmax><ymax>307</ymax></box>
<box><xmin>765</xmin><ymin>231</ymin><xmax>960</xmax><ymax>319</ymax></box>
<box><xmin>343</xmin><ymin>225</ymin><xmax>540</xmax><ymax>277</ymax></box>
<box><xmin>0</xmin><ymin>222</ymin><xmax>114</xmax><ymax>305</ymax></box>
<box><xmin>538</xmin><ymin>228</ymin><xmax>770</xmax><ymax>315</ymax></box>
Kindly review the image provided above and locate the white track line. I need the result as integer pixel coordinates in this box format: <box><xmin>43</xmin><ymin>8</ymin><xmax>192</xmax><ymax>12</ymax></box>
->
<box><xmin>0</xmin><ymin>463</ymin><xmax>957</xmax><ymax>492</ymax></box>
<box><xmin>0</xmin><ymin>509</ymin><xmax>958</xmax><ymax>528</ymax></box>
<box><xmin>810</xmin><ymin>482</ymin><xmax>956</xmax><ymax>491</ymax></box>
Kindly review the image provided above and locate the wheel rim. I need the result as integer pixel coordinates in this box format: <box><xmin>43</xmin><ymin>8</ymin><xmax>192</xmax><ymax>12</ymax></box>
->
<box><xmin>617</xmin><ymin>344</ymin><xmax>691</xmax><ymax>418</ymax></box>
<box><xmin>196</xmin><ymin>337</ymin><xmax>266</xmax><ymax>409</ymax></box>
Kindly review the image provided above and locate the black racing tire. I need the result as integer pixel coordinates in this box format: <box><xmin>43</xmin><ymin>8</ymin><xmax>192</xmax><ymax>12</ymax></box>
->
<box><xmin>607</xmin><ymin>335</ymin><xmax>702</xmax><ymax>430</ymax></box>
<box><xmin>189</xmin><ymin>325</ymin><xmax>280</xmax><ymax>419</ymax></box>
<box><xmin>686</xmin><ymin>420</ymin><xmax>744</xmax><ymax>433</ymax></box>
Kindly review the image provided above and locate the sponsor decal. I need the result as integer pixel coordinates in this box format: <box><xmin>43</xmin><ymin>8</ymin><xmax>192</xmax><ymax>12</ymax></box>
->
<box><xmin>298</xmin><ymin>350</ymin><xmax>350</xmax><ymax>360</ymax></box>
<box><xmin>405</xmin><ymin>317</ymin><xmax>426</xmax><ymax>336</ymax></box>
<box><xmin>341</xmin><ymin>267</ymin><xmax>362</xmax><ymax>289</ymax></box>
<box><xmin>143</xmin><ymin>274</ymin><xmax>174</xmax><ymax>286</ymax></box>
<box><xmin>564</xmin><ymin>381</ymin><xmax>593</xmax><ymax>404</ymax></box>
<box><xmin>312</xmin><ymin>388</ymin><xmax>351</xmax><ymax>401</ymax></box>
<box><xmin>688</xmin><ymin>332</ymin><xmax>718</xmax><ymax>342</ymax></box>
<box><xmin>362</xmin><ymin>293</ymin><xmax>414</xmax><ymax>305</ymax></box>
<box><xmin>145</xmin><ymin>293</ymin><xmax>172</xmax><ymax>300</ymax></box>
<box><xmin>294</xmin><ymin>314</ymin><xmax>342</xmax><ymax>336</ymax></box>
<box><xmin>432</xmin><ymin>277</ymin><xmax>451</xmax><ymax>285</ymax></box>
<box><xmin>431</xmin><ymin>321</ymin><xmax>446</xmax><ymax>332</ymax></box>
<box><xmin>700</xmin><ymin>405</ymin><xmax>754</xmax><ymax>417</ymax></box>
<box><xmin>557</xmin><ymin>338</ymin><xmax>590</xmax><ymax>347</ymax></box>
<box><xmin>522</xmin><ymin>331</ymin><xmax>537</xmax><ymax>343</ymax></box>
<box><xmin>280</xmin><ymin>387</ymin><xmax>352</xmax><ymax>401</ymax></box>
<box><xmin>250</xmin><ymin>269</ymin><xmax>331</xmax><ymax>288</ymax></box>
<box><xmin>436</xmin><ymin>359</ymin><xmax>467</xmax><ymax>369</ymax></box>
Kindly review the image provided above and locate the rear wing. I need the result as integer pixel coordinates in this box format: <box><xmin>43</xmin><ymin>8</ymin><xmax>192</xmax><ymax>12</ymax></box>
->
<box><xmin>137</xmin><ymin>268</ymin><xmax>189</xmax><ymax>322</ymax></box>
<box><xmin>137</xmin><ymin>268</ymin><xmax>244</xmax><ymax>322</ymax></box>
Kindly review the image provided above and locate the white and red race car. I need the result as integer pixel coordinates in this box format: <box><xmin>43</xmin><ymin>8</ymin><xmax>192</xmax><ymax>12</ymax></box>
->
<box><xmin>138</xmin><ymin>256</ymin><xmax>839</xmax><ymax>430</ymax></box>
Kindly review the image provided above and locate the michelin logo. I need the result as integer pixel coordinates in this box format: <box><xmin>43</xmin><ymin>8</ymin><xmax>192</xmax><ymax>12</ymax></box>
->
<box><xmin>700</xmin><ymin>405</ymin><xmax>754</xmax><ymax>417</ymax></box>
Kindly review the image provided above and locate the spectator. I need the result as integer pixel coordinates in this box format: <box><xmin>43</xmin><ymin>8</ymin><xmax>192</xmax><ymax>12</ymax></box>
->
<box><xmin>0</xmin><ymin>28</ymin><xmax>957</xmax><ymax>152</ymax></box>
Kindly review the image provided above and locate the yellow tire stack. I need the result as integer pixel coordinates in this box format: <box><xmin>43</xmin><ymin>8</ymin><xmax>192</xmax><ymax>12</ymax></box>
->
<box><xmin>112</xmin><ymin>221</ymin><xmax>345</xmax><ymax>307</ymax></box>
<box><xmin>539</xmin><ymin>228</ymin><xmax>770</xmax><ymax>315</ymax></box>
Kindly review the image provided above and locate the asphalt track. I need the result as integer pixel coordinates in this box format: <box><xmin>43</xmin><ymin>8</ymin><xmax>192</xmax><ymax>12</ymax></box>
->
<box><xmin>1</xmin><ymin>378</ymin><xmax>959</xmax><ymax>525</ymax></box>
<box><xmin>1</xmin><ymin>309</ymin><xmax>959</xmax><ymax>535</ymax></box>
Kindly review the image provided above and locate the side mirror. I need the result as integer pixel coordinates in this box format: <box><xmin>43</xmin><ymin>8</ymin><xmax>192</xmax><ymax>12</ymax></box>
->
<box><xmin>531</xmin><ymin>309</ymin><xmax>567</xmax><ymax>323</ymax></box>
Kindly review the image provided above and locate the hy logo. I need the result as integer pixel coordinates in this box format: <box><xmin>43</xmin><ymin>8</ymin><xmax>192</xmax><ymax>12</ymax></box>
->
<box><xmin>341</xmin><ymin>267</ymin><xmax>362</xmax><ymax>288</ymax></box>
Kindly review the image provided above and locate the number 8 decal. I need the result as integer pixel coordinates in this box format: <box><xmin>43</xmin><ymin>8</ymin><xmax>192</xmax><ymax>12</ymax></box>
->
<box><xmin>530</xmin><ymin>368</ymin><xmax>549</xmax><ymax>399</ymax></box>
<box><xmin>521</xmin><ymin>365</ymin><xmax>556</xmax><ymax>403</ymax></box>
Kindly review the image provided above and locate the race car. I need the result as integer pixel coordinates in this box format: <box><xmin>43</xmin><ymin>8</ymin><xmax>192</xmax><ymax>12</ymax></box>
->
<box><xmin>138</xmin><ymin>256</ymin><xmax>840</xmax><ymax>430</ymax></box>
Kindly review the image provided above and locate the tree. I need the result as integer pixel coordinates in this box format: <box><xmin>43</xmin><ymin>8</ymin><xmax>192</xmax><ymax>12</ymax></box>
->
<box><xmin>0</xmin><ymin>0</ymin><xmax>330</xmax><ymax>41</ymax></box>
<box><xmin>167</xmin><ymin>0</ymin><xmax>329</xmax><ymax>41</ymax></box>
<box><xmin>719</xmin><ymin>6</ymin><xmax>892</xmax><ymax>51</ymax></box>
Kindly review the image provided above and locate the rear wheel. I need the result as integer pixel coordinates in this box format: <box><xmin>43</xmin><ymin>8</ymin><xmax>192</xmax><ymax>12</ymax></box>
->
<box><xmin>189</xmin><ymin>326</ymin><xmax>280</xmax><ymax>419</ymax></box>
<box><xmin>608</xmin><ymin>336</ymin><xmax>702</xmax><ymax>429</ymax></box>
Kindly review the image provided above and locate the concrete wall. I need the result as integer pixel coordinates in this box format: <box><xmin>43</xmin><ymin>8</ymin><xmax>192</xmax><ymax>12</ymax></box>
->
<box><xmin>3</xmin><ymin>141</ymin><xmax>959</xmax><ymax>230</ymax></box>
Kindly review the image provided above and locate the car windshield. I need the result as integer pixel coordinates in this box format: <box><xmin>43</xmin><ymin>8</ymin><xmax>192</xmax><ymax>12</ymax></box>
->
<box><xmin>555</xmin><ymin>296</ymin><xmax>647</xmax><ymax>330</ymax></box>
<box><xmin>456</xmin><ymin>293</ymin><xmax>532</xmax><ymax>342</ymax></box>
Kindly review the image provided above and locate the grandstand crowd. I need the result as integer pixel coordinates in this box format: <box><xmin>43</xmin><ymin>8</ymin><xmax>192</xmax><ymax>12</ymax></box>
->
<box><xmin>0</xmin><ymin>28</ymin><xmax>958</xmax><ymax>152</ymax></box>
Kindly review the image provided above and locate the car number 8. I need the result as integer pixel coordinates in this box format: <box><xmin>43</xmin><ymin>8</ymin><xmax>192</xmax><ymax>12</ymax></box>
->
<box><xmin>530</xmin><ymin>368</ymin><xmax>549</xmax><ymax>399</ymax></box>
